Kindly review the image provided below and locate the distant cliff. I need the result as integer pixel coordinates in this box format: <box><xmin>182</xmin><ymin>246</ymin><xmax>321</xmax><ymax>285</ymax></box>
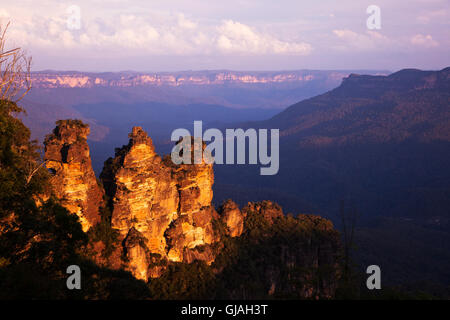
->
<box><xmin>26</xmin><ymin>69</ymin><xmax>388</xmax><ymax>111</ymax></box>
<box><xmin>31</xmin><ymin>70</ymin><xmax>365</xmax><ymax>88</ymax></box>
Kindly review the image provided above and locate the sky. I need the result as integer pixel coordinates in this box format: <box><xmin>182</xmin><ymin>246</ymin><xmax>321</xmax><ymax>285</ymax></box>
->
<box><xmin>0</xmin><ymin>0</ymin><xmax>449</xmax><ymax>72</ymax></box>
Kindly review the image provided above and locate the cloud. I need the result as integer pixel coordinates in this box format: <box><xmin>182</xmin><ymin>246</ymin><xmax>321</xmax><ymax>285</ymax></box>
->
<box><xmin>2</xmin><ymin>0</ymin><xmax>448</xmax><ymax>70</ymax></box>
<box><xmin>177</xmin><ymin>13</ymin><xmax>197</xmax><ymax>29</ymax></box>
<box><xmin>216</xmin><ymin>20</ymin><xmax>311</xmax><ymax>55</ymax></box>
<box><xmin>2</xmin><ymin>11</ymin><xmax>312</xmax><ymax>57</ymax></box>
<box><xmin>410</xmin><ymin>34</ymin><xmax>439</xmax><ymax>47</ymax></box>
<box><xmin>332</xmin><ymin>29</ymin><xmax>392</xmax><ymax>51</ymax></box>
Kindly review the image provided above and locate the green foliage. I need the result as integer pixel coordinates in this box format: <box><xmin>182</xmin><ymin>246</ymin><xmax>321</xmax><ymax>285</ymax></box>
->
<box><xmin>211</xmin><ymin>217</ymin><xmax>228</xmax><ymax>240</ymax></box>
<box><xmin>87</xmin><ymin>205</ymin><xmax>119</xmax><ymax>259</ymax></box>
<box><xmin>211</xmin><ymin>210</ymin><xmax>342</xmax><ymax>299</ymax></box>
<box><xmin>0</xmin><ymin>99</ymin><xmax>151</xmax><ymax>299</ymax></box>
<box><xmin>146</xmin><ymin>209</ymin><xmax>342</xmax><ymax>300</ymax></box>
<box><xmin>0</xmin><ymin>100</ymin><xmax>49</xmax><ymax>214</ymax></box>
<box><xmin>147</xmin><ymin>261</ymin><xmax>216</xmax><ymax>299</ymax></box>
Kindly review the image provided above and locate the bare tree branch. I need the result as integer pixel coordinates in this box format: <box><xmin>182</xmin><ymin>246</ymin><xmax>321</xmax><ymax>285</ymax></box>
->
<box><xmin>0</xmin><ymin>22</ymin><xmax>32</xmax><ymax>104</ymax></box>
<box><xmin>25</xmin><ymin>160</ymin><xmax>48</xmax><ymax>185</ymax></box>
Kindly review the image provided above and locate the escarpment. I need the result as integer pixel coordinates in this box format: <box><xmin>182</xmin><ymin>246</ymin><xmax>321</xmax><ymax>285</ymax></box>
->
<box><xmin>44</xmin><ymin>120</ymin><xmax>103</xmax><ymax>232</ymax></box>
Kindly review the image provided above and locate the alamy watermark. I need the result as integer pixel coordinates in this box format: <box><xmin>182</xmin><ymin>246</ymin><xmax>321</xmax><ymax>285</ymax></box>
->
<box><xmin>366</xmin><ymin>265</ymin><xmax>381</xmax><ymax>290</ymax></box>
<box><xmin>66</xmin><ymin>265</ymin><xmax>81</xmax><ymax>290</ymax></box>
<box><xmin>66</xmin><ymin>5</ymin><xmax>82</xmax><ymax>30</ymax></box>
<box><xmin>171</xmin><ymin>121</ymin><xmax>279</xmax><ymax>175</ymax></box>
<box><xmin>366</xmin><ymin>5</ymin><xmax>381</xmax><ymax>30</ymax></box>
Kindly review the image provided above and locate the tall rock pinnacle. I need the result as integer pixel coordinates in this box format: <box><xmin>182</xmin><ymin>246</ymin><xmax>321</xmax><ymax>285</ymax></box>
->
<box><xmin>44</xmin><ymin>120</ymin><xmax>103</xmax><ymax>232</ymax></box>
<box><xmin>100</xmin><ymin>127</ymin><xmax>217</xmax><ymax>281</ymax></box>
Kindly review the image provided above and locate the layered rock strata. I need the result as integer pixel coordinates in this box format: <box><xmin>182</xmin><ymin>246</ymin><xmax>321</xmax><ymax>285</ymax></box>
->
<box><xmin>100</xmin><ymin>127</ymin><xmax>217</xmax><ymax>280</ymax></box>
<box><xmin>44</xmin><ymin>120</ymin><xmax>103</xmax><ymax>232</ymax></box>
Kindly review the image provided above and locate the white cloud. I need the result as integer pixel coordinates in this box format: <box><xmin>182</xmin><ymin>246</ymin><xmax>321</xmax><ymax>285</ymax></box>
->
<box><xmin>216</xmin><ymin>20</ymin><xmax>312</xmax><ymax>55</ymax></box>
<box><xmin>1</xmin><ymin>0</ymin><xmax>448</xmax><ymax>70</ymax></box>
<box><xmin>1</xmin><ymin>11</ymin><xmax>312</xmax><ymax>57</ymax></box>
<box><xmin>177</xmin><ymin>13</ymin><xmax>197</xmax><ymax>29</ymax></box>
<box><xmin>410</xmin><ymin>34</ymin><xmax>439</xmax><ymax>47</ymax></box>
<box><xmin>332</xmin><ymin>29</ymin><xmax>392</xmax><ymax>51</ymax></box>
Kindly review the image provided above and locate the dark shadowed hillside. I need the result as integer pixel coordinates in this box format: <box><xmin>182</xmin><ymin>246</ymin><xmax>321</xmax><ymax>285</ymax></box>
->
<box><xmin>217</xmin><ymin>67</ymin><xmax>450</xmax><ymax>217</ymax></box>
<box><xmin>262</xmin><ymin>67</ymin><xmax>450</xmax><ymax>145</ymax></box>
<box><xmin>213</xmin><ymin>68</ymin><xmax>450</xmax><ymax>290</ymax></box>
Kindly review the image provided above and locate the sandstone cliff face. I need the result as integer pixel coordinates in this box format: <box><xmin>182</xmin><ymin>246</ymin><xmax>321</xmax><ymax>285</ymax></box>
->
<box><xmin>44</xmin><ymin>120</ymin><xmax>103</xmax><ymax>232</ymax></box>
<box><xmin>218</xmin><ymin>200</ymin><xmax>246</xmax><ymax>237</ymax></box>
<box><xmin>163</xmin><ymin>137</ymin><xmax>217</xmax><ymax>263</ymax></box>
<box><xmin>101</xmin><ymin>127</ymin><xmax>179</xmax><ymax>258</ymax></box>
<box><xmin>100</xmin><ymin>127</ymin><xmax>217</xmax><ymax>281</ymax></box>
<box><xmin>31</xmin><ymin>70</ymin><xmax>348</xmax><ymax>88</ymax></box>
<box><xmin>164</xmin><ymin>206</ymin><xmax>218</xmax><ymax>264</ymax></box>
<box><xmin>41</xmin><ymin>122</ymin><xmax>341</xmax><ymax>296</ymax></box>
<box><xmin>123</xmin><ymin>228</ymin><xmax>151</xmax><ymax>282</ymax></box>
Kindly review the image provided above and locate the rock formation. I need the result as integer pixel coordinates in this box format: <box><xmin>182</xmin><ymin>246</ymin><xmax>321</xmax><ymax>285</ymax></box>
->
<box><xmin>44</xmin><ymin>120</ymin><xmax>103</xmax><ymax>232</ymax></box>
<box><xmin>218</xmin><ymin>199</ymin><xmax>246</xmax><ymax>237</ymax></box>
<box><xmin>42</xmin><ymin>122</ymin><xmax>341</xmax><ymax>297</ymax></box>
<box><xmin>100</xmin><ymin>127</ymin><xmax>218</xmax><ymax>281</ymax></box>
<box><xmin>101</xmin><ymin>127</ymin><xmax>179</xmax><ymax>256</ymax></box>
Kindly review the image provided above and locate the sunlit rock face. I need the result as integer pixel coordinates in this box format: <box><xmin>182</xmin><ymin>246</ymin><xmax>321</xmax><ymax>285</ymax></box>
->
<box><xmin>123</xmin><ymin>228</ymin><xmax>150</xmax><ymax>282</ymax></box>
<box><xmin>44</xmin><ymin>120</ymin><xmax>103</xmax><ymax>232</ymax></box>
<box><xmin>100</xmin><ymin>127</ymin><xmax>217</xmax><ymax>280</ymax></box>
<box><xmin>31</xmin><ymin>71</ymin><xmax>322</xmax><ymax>88</ymax></box>
<box><xmin>163</xmin><ymin>137</ymin><xmax>217</xmax><ymax>263</ymax></box>
<box><xmin>41</xmin><ymin>123</ymin><xmax>342</xmax><ymax>291</ymax></box>
<box><xmin>218</xmin><ymin>199</ymin><xmax>246</xmax><ymax>237</ymax></box>
<box><xmin>165</xmin><ymin>206</ymin><xmax>218</xmax><ymax>264</ymax></box>
<box><xmin>101</xmin><ymin>127</ymin><xmax>179</xmax><ymax>259</ymax></box>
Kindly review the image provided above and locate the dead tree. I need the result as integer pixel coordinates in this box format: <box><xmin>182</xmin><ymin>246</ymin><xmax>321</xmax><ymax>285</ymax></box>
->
<box><xmin>0</xmin><ymin>22</ymin><xmax>32</xmax><ymax>104</ymax></box>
